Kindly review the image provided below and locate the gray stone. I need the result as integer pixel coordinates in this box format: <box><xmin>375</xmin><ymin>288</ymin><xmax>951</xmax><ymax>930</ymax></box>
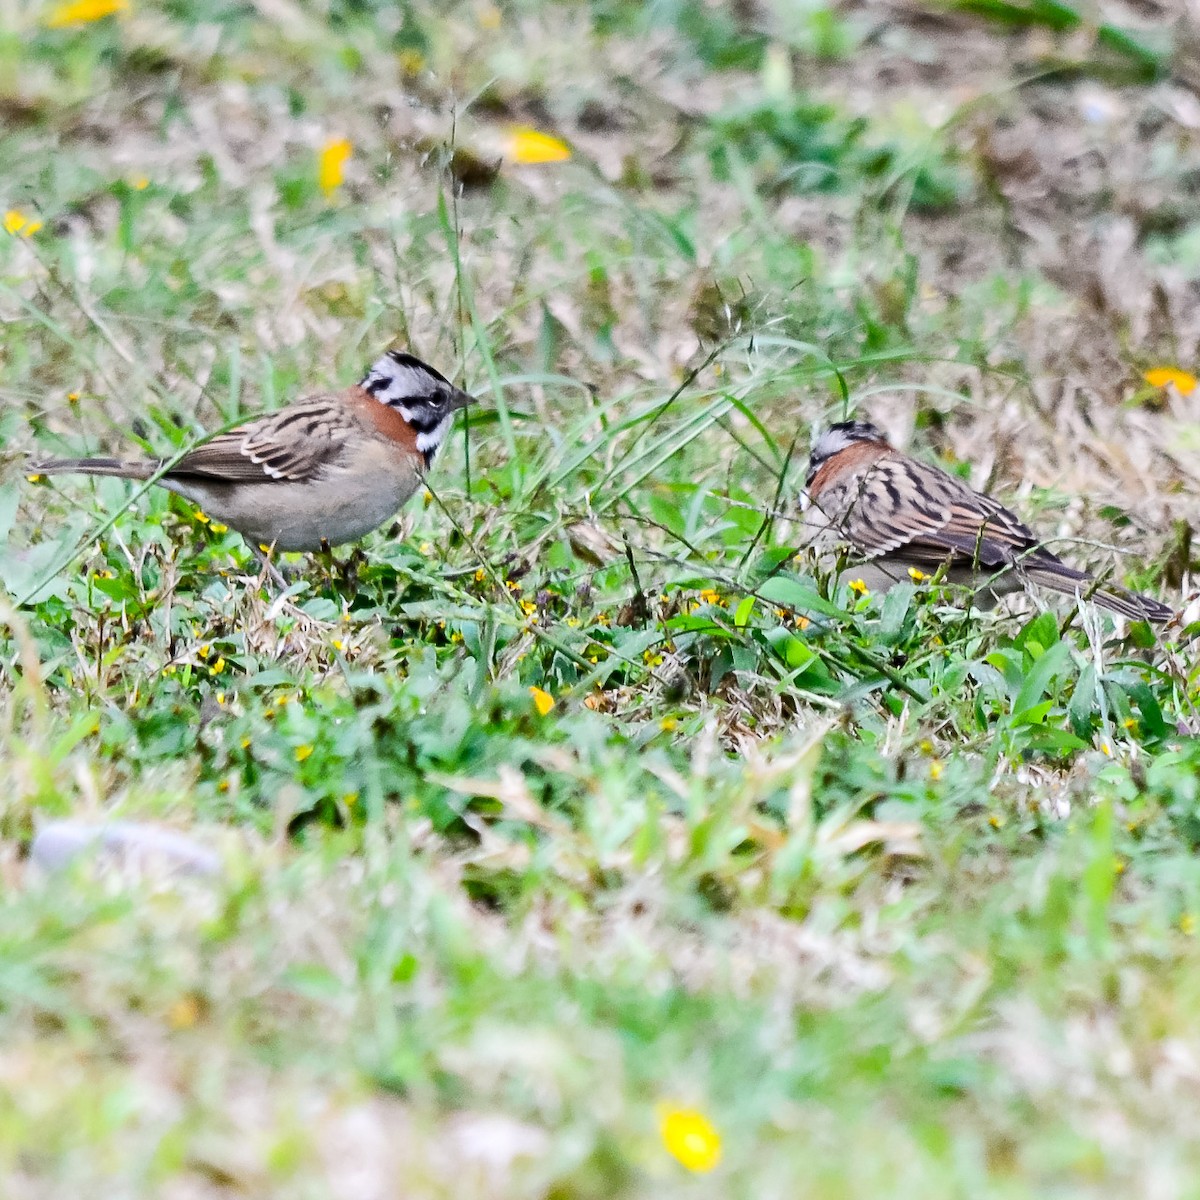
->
<box><xmin>30</xmin><ymin>820</ymin><xmax>222</xmax><ymax>878</ymax></box>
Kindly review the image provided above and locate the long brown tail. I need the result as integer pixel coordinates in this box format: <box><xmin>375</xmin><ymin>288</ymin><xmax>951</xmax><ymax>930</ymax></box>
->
<box><xmin>1026</xmin><ymin>563</ymin><xmax>1174</xmax><ymax>624</ymax></box>
<box><xmin>29</xmin><ymin>457</ymin><xmax>156</xmax><ymax>481</ymax></box>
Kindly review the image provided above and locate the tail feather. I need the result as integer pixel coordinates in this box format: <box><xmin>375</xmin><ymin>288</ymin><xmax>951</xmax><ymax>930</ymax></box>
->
<box><xmin>29</xmin><ymin>457</ymin><xmax>155</xmax><ymax>481</ymax></box>
<box><xmin>1026</xmin><ymin>564</ymin><xmax>1174</xmax><ymax>624</ymax></box>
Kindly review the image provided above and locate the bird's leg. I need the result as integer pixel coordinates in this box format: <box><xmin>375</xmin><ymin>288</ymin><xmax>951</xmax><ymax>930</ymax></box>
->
<box><xmin>249</xmin><ymin>542</ymin><xmax>289</xmax><ymax>590</ymax></box>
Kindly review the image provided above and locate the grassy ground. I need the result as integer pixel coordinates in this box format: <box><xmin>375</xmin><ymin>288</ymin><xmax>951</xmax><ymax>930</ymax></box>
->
<box><xmin>3</xmin><ymin>0</ymin><xmax>1200</xmax><ymax>1195</ymax></box>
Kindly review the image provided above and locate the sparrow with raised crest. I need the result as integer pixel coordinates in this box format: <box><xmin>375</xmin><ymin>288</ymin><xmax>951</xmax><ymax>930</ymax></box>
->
<box><xmin>31</xmin><ymin>349</ymin><xmax>474</xmax><ymax>554</ymax></box>
<box><xmin>804</xmin><ymin>420</ymin><xmax>1173</xmax><ymax>624</ymax></box>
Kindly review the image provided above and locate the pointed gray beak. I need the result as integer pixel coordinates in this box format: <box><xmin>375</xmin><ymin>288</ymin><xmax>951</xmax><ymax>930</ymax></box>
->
<box><xmin>451</xmin><ymin>387</ymin><xmax>477</xmax><ymax>412</ymax></box>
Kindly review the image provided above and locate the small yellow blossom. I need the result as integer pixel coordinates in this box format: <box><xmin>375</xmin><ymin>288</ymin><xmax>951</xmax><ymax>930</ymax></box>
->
<box><xmin>240</xmin><ymin>737</ymin><xmax>251</xmax><ymax>749</ymax></box>
<box><xmin>795</xmin><ymin>614</ymin><xmax>810</xmax><ymax>630</ymax></box>
<box><xmin>505</xmin><ymin>579</ymin><xmax>521</xmax><ymax>591</ymax></box>
<box><xmin>1144</xmin><ymin>366</ymin><xmax>1197</xmax><ymax>396</ymax></box>
<box><xmin>1101</xmin><ymin>740</ymin><xmax>1113</xmax><ymax>757</ymax></box>
<box><xmin>595</xmin><ymin>611</ymin><xmax>610</xmax><ymax>626</ymax></box>
<box><xmin>197</xmin><ymin>643</ymin><xmax>210</xmax><ymax>659</ymax></box>
<box><xmin>1122</xmin><ymin>717</ymin><xmax>1137</xmax><ymax>731</ymax></box>
<box><xmin>698</xmin><ymin>588</ymin><xmax>723</xmax><ymax>606</ymax></box>
<box><xmin>848</xmin><ymin>579</ymin><xmax>869</xmax><ymax>597</ymax></box>
<box><xmin>317</xmin><ymin>137</ymin><xmax>352</xmax><ymax>196</ymax></box>
<box><xmin>46</xmin><ymin>0</ymin><xmax>126</xmax><ymax>26</ymax></box>
<box><xmin>419</xmin><ymin>541</ymin><xmax>433</xmax><ymax>555</ymax></box>
<box><xmin>520</xmin><ymin>599</ymin><xmax>537</xmax><ymax>616</ymax></box>
<box><xmin>4</xmin><ymin>210</ymin><xmax>42</xmax><ymax>237</ymax></box>
<box><xmin>474</xmin><ymin>568</ymin><xmax>487</xmax><ymax>582</ymax></box>
<box><xmin>130</xmin><ymin>175</ymin><xmax>149</xmax><ymax>190</ymax></box>
<box><xmin>1114</xmin><ymin>857</ymin><xmax>1126</xmax><ymax>875</ymax></box>
<box><xmin>397</xmin><ymin>48</ymin><xmax>425</xmax><ymax>74</ymax></box>
<box><xmin>908</xmin><ymin>567</ymin><xmax>928</xmax><ymax>582</ymax></box>
<box><xmin>449</xmin><ymin>630</ymin><xmax>463</xmax><ymax>643</ymax></box>
<box><xmin>661</xmin><ymin>717</ymin><xmax>678</xmax><ymax>732</ymax></box>
<box><xmin>1181</xmin><ymin>913</ymin><xmax>1196</xmax><ymax>935</ymax></box>
<box><xmin>529</xmin><ymin>686</ymin><xmax>555</xmax><ymax>716</ymax></box>
<box><xmin>209</xmin><ymin>521</ymin><xmax>228</xmax><ymax>534</ymax></box>
<box><xmin>166</xmin><ymin>995</ymin><xmax>201</xmax><ymax>1030</ymax></box>
<box><xmin>193</xmin><ymin>509</ymin><xmax>210</xmax><ymax>524</ymax></box>
<box><xmin>565</xmin><ymin>616</ymin><xmax>580</xmax><ymax>627</ymax></box>
<box><xmin>657</xmin><ymin>1105</ymin><xmax>722</xmax><ymax>1174</ymax></box>
<box><xmin>929</xmin><ymin>760</ymin><xmax>943</xmax><ymax>781</ymax></box>
<box><xmin>295</xmin><ymin>744</ymin><xmax>314</xmax><ymax>762</ymax></box>
<box><xmin>507</xmin><ymin>126</ymin><xmax>571</xmax><ymax>165</ymax></box>
<box><xmin>26</xmin><ymin>473</ymin><xmax>43</xmax><ymax>484</ymax></box>
<box><xmin>67</xmin><ymin>391</ymin><xmax>80</xmax><ymax>404</ymax></box>
<box><xmin>988</xmin><ymin>814</ymin><xmax>1004</xmax><ymax>829</ymax></box>
<box><xmin>210</xmin><ymin>656</ymin><xmax>226</xmax><ymax>675</ymax></box>
<box><xmin>215</xmin><ymin>693</ymin><xmax>225</xmax><ymax>706</ymax></box>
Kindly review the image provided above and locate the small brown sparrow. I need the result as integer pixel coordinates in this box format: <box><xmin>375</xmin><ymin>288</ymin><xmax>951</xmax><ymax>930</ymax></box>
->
<box><xmin>31</xmin><ymin>349</ymin><xmax>474</xmax><ymax>553</ymax></box>
<box><xmin>804</xmin><ymin>420</ymin><xmax>1173</xmax><ymax>623</ymax></box>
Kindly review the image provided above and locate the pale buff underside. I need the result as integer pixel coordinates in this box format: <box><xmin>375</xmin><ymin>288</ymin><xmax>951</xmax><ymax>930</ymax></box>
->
<box><xmin>160</xmin><ymin>435</ymin><xmax>422</xmax><ymax>551</ymax></box>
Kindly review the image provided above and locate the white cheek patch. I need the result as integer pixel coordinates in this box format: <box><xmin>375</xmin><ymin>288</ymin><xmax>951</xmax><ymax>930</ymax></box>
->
<box><xmin>416</xmin><ymin>414</ymin><xmax>452</xmax><ymax>453</ymax></box>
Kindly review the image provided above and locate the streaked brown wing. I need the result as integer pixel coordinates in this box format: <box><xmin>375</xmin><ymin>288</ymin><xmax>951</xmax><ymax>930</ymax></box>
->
<box><xmin>167</xmin><ymin>396</ymin><xmax>354</xmax><ymax>484</ymax></box>
<box><xmin>831</xmin><ymin>455</ymin><xmax>1050</xmax><ymax>570</ymax></box>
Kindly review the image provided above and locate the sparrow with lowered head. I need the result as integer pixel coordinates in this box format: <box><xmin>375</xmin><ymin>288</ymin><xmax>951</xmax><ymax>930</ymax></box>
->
<box><xmin>804</xmin><ymin>420</ymin><xmax>1173</xmax><ymax>624</ymax></box>
<box><xmin>31</xmin><ymin>349</ymin><xmax>474</xmax><ymax>554</ymax></box>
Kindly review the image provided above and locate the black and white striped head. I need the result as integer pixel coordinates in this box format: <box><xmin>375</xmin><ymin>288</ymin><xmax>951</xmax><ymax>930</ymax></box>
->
<box><xmin>806</xmin><ymin>420</ymin><xmax>889</xmax><ymax>487</ymax></box>
<box><xmin>360</xmin><ymin>349</ymin><xmax>475</xmax><ymax>465</ymax></box>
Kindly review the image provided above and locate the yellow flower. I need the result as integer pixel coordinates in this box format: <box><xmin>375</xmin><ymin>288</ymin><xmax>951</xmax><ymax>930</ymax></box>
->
<box><xmin>209</xmin><ymin>521</ymin><xmax>228</xmax><ymax>534</ymax></box>
<box><xmin>210</xmin><ymin>656</ymin><xmax>226</xmax><ymax>675</ymax></box>
<box><xmin>908</xmin><ymin>567</ymin><xmax>927</xmax><ymax>582</ymax></box>
<box><xmin>295</xmin><ymin>744</ymin><xmax>314</xmax><ymax>762</ymax></box>
<box><xmin>474</xmin><ymin>568</ymin><xmax>487</xmax><ymax>582</ymax></box>
<box><xmin>657</xmin><ymin>1105</ymin><xmax>722</xmax><ymax>1174</ymax></box>
<box><xmin>4</xmin><ymin>210</ymin><xmax>42</xmax><ymax>237</ymax></box>
<box><xmin>929</xmin><ymin>760</ymin><xmax>943</xmax><ymax>780</ymax></box>
<box><xmin>1144</xmin><ymin>366</ymin><xmax>1197</xmax><ymax>396</ymax></box>
<box><xmin>26</xmin><ymin>473</ymin><xmax>44</xmax><ymax>484</ymax></box>
<box><xmin>130</xmin><ymin>175</ymin><xmax>149</xmax><ymax>190</ymax></box>
<box><xmin>166</xmin><ymin>995</ymin><xmax>200</xmax><ymax>1030</ymax></box>
<box><xmin>45</xmin><ymin>0</ymin><xmax>125</xmax><ymax>27</ymax></box>
<box><xmin>197</xmin><ymin>643</ymin><xmax>210</xmax><ymax>659</ymax></box>
<box><xmin>848</xmin><ymin>579</ymin><xmax>869</xmax><ymax>597</ymax></box>
<box><xmin>67</xmin><ymin>391</ymin><xmax>80</xmax><ymax>403</ymax></box>
<box><xmin>529</xmin><ymin>686</ymin><xmax>555</xmax><ymax>716</ymax></box>
<box><xmin>317</xmin><ymin>137</ymin><xmax>352</xmax><ymax>196</ymax></box>
<box><xmin>660</xmin><ymin>717</ymin><xmax>677</xmax><ymax>732</ymax></box>
<box><xmin>507</xmin><ymin>126</ymin><xmax>571</xmax><ymax>165</ymax></box>
<box><xmin>193</xmin><ymin>509</ymin><xmax>210</xmax><ymax>524</ymax></box>
<box><xmin>698</xmin><ymin>588</ymin><xmax>723</xmax><ymax>606</ymax></box>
